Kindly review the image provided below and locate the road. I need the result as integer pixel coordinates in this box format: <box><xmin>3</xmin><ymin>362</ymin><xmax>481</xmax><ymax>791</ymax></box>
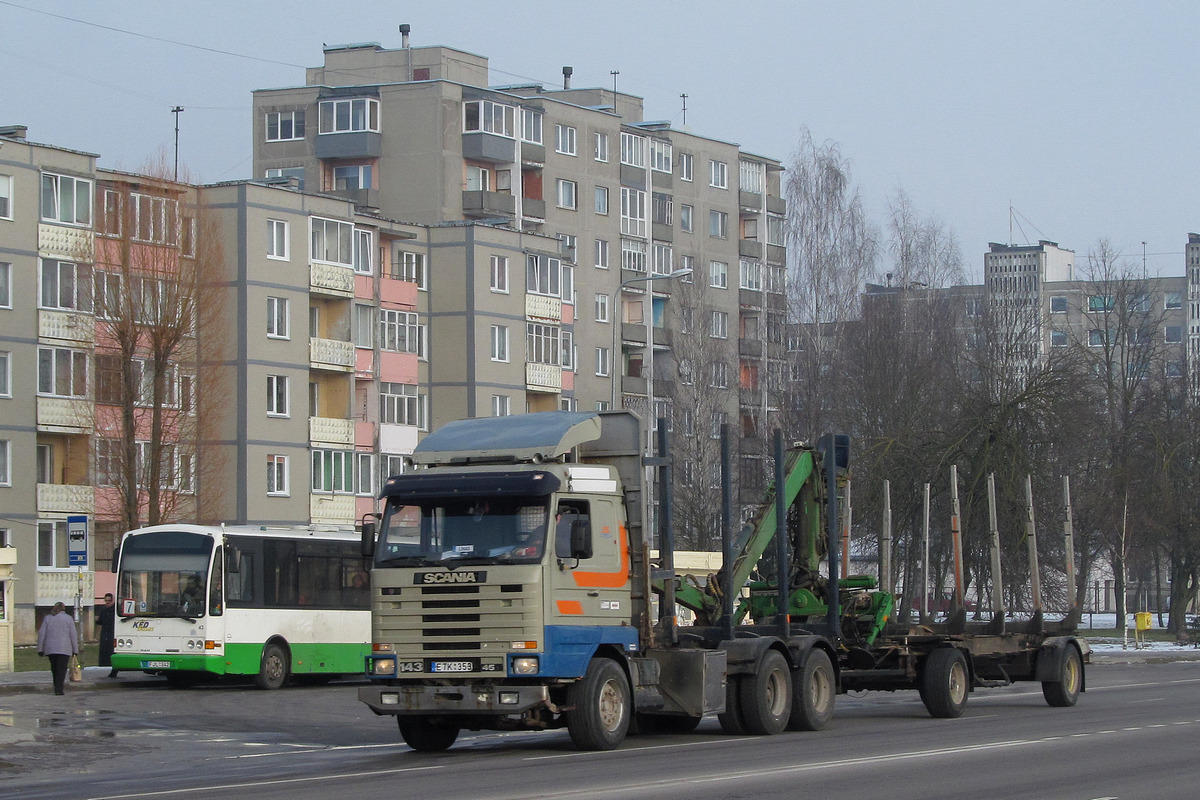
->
<box><xmin>2</xmin><ymin>661</ymin><xmax>1198</xmax><ymax>800</ymax></box>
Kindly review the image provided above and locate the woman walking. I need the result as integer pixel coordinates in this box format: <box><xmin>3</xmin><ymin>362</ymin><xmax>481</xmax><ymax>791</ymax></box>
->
<box><xmin>37</xmin><ymin>602</ymin><xmax>79</xmax><ymax>695</ymax></box>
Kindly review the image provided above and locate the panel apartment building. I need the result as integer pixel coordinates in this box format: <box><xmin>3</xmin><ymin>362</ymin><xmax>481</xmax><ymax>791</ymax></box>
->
<box><xmin>250</xmin><ymin>41</ymin><xmax>790</xmax><ymax>503</ymax></box>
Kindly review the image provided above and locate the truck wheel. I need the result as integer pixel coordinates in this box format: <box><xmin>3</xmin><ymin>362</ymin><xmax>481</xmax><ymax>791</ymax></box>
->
<box><xmin>1042</xmin><ymin>647</ymin><xmax>1082</xmax><ymax>708</ymax></box>
<box><xmin>920</xmin><ymin>648</ymin><xmax>969</xmax><ymax>718</ymax></box>
<box><xmin>254</xmin><ymin>643</ymin><xmax>289</xmax><ymax>690</ymax></box>
<box><xmin>738</xmin><ymin>649</ymin><xmax>791</xmax><ymax>735</ymax></box>
<box><xmin>718</xmin><ymin>676</ymin><xmax>748</xmax><ymax>734</ymax></box>
<box><xmin>788</xmin><ymin>649</ymin><xmax>835</xmax><ymax>731</ymax></box>
<box><xmin>397</xmin><ymin>716</ymin><xmax>459</xmax><ymax>752</ymax></box>
<box><xmin>567</xmin><ymin>658</ymin><xmax>631</xmax><ymax>750</ymax></box>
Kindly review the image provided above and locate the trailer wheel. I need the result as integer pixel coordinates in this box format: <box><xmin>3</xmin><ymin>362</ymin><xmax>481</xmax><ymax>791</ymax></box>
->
<box><xmin>738</xmin><ymin>649</ymin><xmax>792</xmax><ymax>735</ymax></box>
<box><xmin>788</xmin><ymin>649</ymin><xmax>835</xmax><ymax>731</ymax></box>
<box><xmin>1042</xmin><ymin>647</ymin><xmax>1082</xmax><ymax>708</ymax></box>
<box><xmin>254</xmin><ymin>642</ymin><xmax>289</xmax><ymax>690</ymax></box>
<box><xmin>397</xmin><ymin>716</ymin><xmax>460</xmax><ymax>752</ymax></box>
<box><xmin>718</xmin><ymin>676</ymin><xmax>748</xmax><ymax>735</ymax></box>
<box><xmin>567</xmin><ymin>658</ymin><xmax>631</xmax><ymax>750</ymax></box>
<box><xmin>920</xmin><ymin>648</ymin><xmax>969</xmax><ymax>718</ymax></box>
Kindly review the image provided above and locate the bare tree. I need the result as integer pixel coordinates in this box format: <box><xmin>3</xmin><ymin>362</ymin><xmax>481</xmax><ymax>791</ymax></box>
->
<box><xmin>886</xmin><ymin>188</ymin><xmax>966</xmax><ymax>290</ymax></box>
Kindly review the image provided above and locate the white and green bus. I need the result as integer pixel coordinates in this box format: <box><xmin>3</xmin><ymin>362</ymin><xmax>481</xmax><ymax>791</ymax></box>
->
<box><xmin>111</xmin><ymin>524</ymin><xmax>371</xmax><ymax>688</ymax></box>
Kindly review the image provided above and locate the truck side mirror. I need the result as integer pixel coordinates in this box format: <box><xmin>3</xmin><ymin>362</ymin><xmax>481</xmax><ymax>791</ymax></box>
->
<box><xmin>361</xmin><ymin>520</ymin><xmax>377</xmax><ymax>559</ymax></box>
<box><xmin>569</xmin><ymin>519</ymin><xmax>593</xmax><ymax>560</ymax></box>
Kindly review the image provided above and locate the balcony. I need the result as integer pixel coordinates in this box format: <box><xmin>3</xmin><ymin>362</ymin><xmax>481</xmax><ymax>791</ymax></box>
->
<box><xmin>38</xmin><ymin>223</ymin><xmax>93</xmax><ymax>260</ymax></box>
<box><xmin>309</xmin><ymin>416</ymin><xmax>355</xmax><ymax>446</ymax></box>
<box><xmin>739</xmin><ymin>190</ymin><xmax>763</xmax><ymax>212</ymax></box>
<box><xmin>329</xmin><ymin>187</ymin><xmax>380</xmax><ymax>210</ymax></box>
<box><xmin>739</xmin><ymin>338</ymin><xmax>764</xmax><ymax>358</ymax></box>
<box><xmin>39</xmin><ymin>310</ymin><xmax>94</xmax><ymax>346</ymax></box>
<box><xmin>766</xmin><ymin>195</ymin><xmax>786</xmax><ymax>215</ymax></box>
<box><xmin>310</xmin><ymin>262</ymin><xmax>355</xmax><ymax>297</ymax></box>
<box><xmin>525</xmin><ymin>294</ymin><xmax>562</xmax><ymax>322</ymax></box>
<box><xmin>462</xmin><ymin>131</ymin><xmax>517</xmax><ymax>164</ymax></box>
<box><xmin>310</xmin><ymin>493</ymin><xmax>355</xmax><ymax>525</ymax></box>
<box><xmin>621</xmin><ymin>374</ymin><xmax>648</xmax><ymax>396</ymax></box>
<box><xmin>520</xmin><ymin>197</ymin><xmax>546</xmax><ymax>220</ymax></box>
<box><xmin>525</xmin><ymin>362</ymin><xmax>562</xmax><ymax>393</ymax></box>
<box><xmin>651</xmin><ymin>327</ymin><xmax>672</xmax><ymax>349</ymax></box>
<box><xmin>739</xmin><ymin>239</ymin><xmax>763</xmax><ymax>259</ymax></box>
<box><xmin>652</xmin><ymin>222</ymin><xmax>673</xmax><ymax>243</ymax></box>
<box><xmin>37</xmin><ymin>570</ymin><xmax>94</xmax><ymax>606</ymax></box>
<box><xmin>463</xmin><ymin>190</ymin><xmax>516</xmax><ymax>218</ymax></box>
<box><xmin>314</xmin><ymin>130</ymin><xmax>382</xmax><ymax>160</ymax></box>
<box><xmin>520</xmin><ymin>141</ymin><xmax>546</xmax><ymax>165</ymax></box>
<box><xmin>37</xmin><ymin>484</ymin><xmax>94</xmax><ymax>515</ymax></box>
<box><xmin>37</xmin><ymin>397</ymin><xmax>93</xmax><ymax>434</ymax></box>
<box><xmin>310</xmin><ymin>337</ymin><xmax>356</xmax><ymax>372</ymax></box>
<box><xmin>620</xmin><ymin>322</ymin><xmax>647</xmax><ymax>346</ymax></box>
<box><xmin>766</xmin><ymin>244</ymin><xmax>786</xmax><ymax>264</ymax></box>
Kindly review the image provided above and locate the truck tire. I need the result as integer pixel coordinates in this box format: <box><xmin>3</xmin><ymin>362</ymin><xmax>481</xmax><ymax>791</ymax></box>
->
<box><xmin>788</xmin><ymin>649</ymin><xmax>835</xmax><ymax>731</ymax></box>
<box><xmin>567</xmin><ymin>658</ymin><xmax>631</xmax><ymax>750</ymax></box>
<box><xmin>738</xmin><ymin>649</ymin><xmax>791</xmax><ymax>735</ymax></box>
<box><xmin>254</xmin><ymin>642</ymin><xmax>289</xmax><ymax>690</ymax></box>
<box><xmin>397</xmin><ymin>716</ymin><xmax>459</xmax><ymax>752</ymax></box>
<box><xmin>920</xmin><ymin>648</ymin><xmax>969</xmax><ymax>718</ymax></box>
<box><xmin>1042</xmin><ymin>647</ymin><xmax>1082</xmax><ymax>708</ymax></box>
<box><xmin>718</xmin><ymin>676</ymin><xmax>748</xmax><ymax>735</ymax></box>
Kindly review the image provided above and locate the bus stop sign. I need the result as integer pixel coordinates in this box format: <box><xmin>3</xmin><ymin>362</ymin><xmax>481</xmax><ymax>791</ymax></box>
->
<box><xmin>67</xmin><ymin>515</ymin><xmax>88</xmax><ymax>566</ymax></box>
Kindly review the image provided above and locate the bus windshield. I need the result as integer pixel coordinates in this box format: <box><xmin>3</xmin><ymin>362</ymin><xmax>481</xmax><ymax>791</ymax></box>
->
<box><xmin>117</xmin><ymin>531</ymin><xmax>214</xmax><ymax>618</ymax></box>
<box><xmin>376</xmin><ymin>497</ymin><xmax>549</xmax><ymax>567</ymax></box>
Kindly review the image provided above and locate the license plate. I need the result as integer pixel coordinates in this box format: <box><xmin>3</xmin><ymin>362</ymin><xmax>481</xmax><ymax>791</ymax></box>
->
<box><xmin>429</xmin><ymin>660</ymin><xmax>477</xmax><ymax>673</ymax></box>
<box><xmin>144</xmin><ymin>660</ymin><xmax>171</xmax><ymax>669</ymax></box>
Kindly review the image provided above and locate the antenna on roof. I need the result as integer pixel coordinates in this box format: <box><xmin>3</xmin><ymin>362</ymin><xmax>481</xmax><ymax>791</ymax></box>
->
<box><xmin>681</xmin><ymin>93</ymin><xmax>688</xmax><ymax>126</ymax></box>
<box><xmin>610</xmin><ymin>70</ymin><xmax>620</xmax><ymax>99</ymax></box>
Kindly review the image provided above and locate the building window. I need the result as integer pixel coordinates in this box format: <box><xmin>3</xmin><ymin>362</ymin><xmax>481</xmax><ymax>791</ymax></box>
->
<box><xmin>490</xmin><ymin>325</ymin><xmax>509</xmax><ymax>362</ymax></box>
<box><xmin>267</xmin><ymin>297</ymin><xmax>289</xmax><ymax>339</ymax></box>
<box><xmin>267</xmin><ymin>374</ymin><xmax>289</xmax><ymax>416</ymax></box>
<box><xmin>526</xmin><ymin>254</ymin><xmax>562</xmax><ymax>297</ymax></box>
<box><xmin>380</xmin><ymin>382</ymin><xmax>421</xmax><ymax>426</ymax></box>
<box><xmin>679</xmin><ymin>152</ymin><xmax>693</xmax><ymax>181</ymax></box>
<box><xmin>595</xmin><ymin>347</ymin><xmax>610</xmax><ymax>377</ymax></box>
<box><xmin>709</xmin><ymin>361</ymin><xmax>728</xmax><ymax>388</ymax></box>
<box><xmin>621</xmin><ymin>238</ymin><xmax>647</xmax><ymax>272</ymax></box>
<box><xmin>0</xmin><ymin>350</ymin><xmax>8</xmax><ymax>397</ymax></box>
<box><xmin>521</xmin><ymin>108</ymin><xmax>543</xmax><ymax>144</ymax></box>
<box><xmin>766</xmin><ymin>215</ymin><xmax>784</xmax><ymax>246</ymax></box>
<box><xmin>463</xmin><ymin>100</ymin><xmax>515</xmax><ymax>138</ymax></box>
<box><xmin>267</xmin><ymin>219</ymin><xmax>289</xmax><ymax>260</ymax></box>
<box><xmin>38</xmin><ymin>520</ymin><xmax>69</xmax><ymax>567</ymax></box>
<box><xmin>392</xmin><ymin>251</ymin><xmax>426</xmax><ymax>287</ymax></box>
<box><xmin>311</xmin><ymin>449</ymin><xmax>355</xmax><ymax>494</ymax></box>
<box><xmin>650</xmin><ymin>140</ymin><xmax>672</xmax><ymax>173</ymax></box>
<box><xmin>739</xmin><ymin>160</ymin><xmax>763</xmax><ymax>192</ymax></box>
<box><xmin>491</xmin><ymin>394</ymin><xmax>511</xmax><ymax>417</ymax></box>
<box><xmin>311</xmin><ymin>217</ymin><xmax>354</xmax><ymax>266</ymax></box>
<box><xmin>36</xmin><ymin>444</ymin><xmax>52</xmax><ymax>484</ymax></box>
<box><xmin>680</xmin><ymin>204</ymin><xmax>693</xmax><ymax>233</ymax></box>
<box><xmin>561</xmin><ymin>330</ymin><xmax>574</xmax><ymax>370</ymax></box>
<box><xmin>739</xmin><ymin>260</ymin><xmax>763</xmax><ymax>291</ymax></box>
<box><xmin>352</xmin><ymin>229</ymin><xmax>374</xmax><ymax>275</ymax></box>
<box><xmin>652</xmin><ymin>192</ymin><xmax>672</xmax><ymax>226</ymax></box>
<box><xmin>652</xmin><ymin>243</ymin><xmax>673</xmax><ymax>276</ymax></box>
<box><xmin>1165</xmin><ymin>291</ymin><xmax>1183</xmax><ymax>310</ymax></box>
<box><xmin>267</xmin><ymin>455</ymin><xmax>289</xmax><ymax>496</ymax></box>
<box><xmin>40</xmin><ymin>259</ymin><xmax>92</xmax><ymax>312</ymax></box>
<box><xmin>356</xmin><ymin>452</ymin><xmax>375</xmax><ymax>496</ymax></box>
<box><xmin>710</xmin><ymin>311</ymin><xmax>729</xmax><ymax>339</ymax></box>
<box><xmin>352</xmin><ymin>304</ymin><xmax>374</xmax><ymax>348</ymax></box>
<box><xmin>318</xmin><ymin>97</ymin><xmax>380</xmax><ymax>134</ymax></box>
<box><xmin>266</xmin><ymin>166</ymin><xmax>305</xmax><ymax>191</ymax></box>
<box><xmin>465</xmin><ymin>164</ymin><xmax>490</xmax><ymax>192</ymax></box>
<box><xmin>709</xmin><ymin>260</ymin><xmax>728</xmax><ymax>289</ymax></box>
<box><xmin>679</xmin><ymin>255</ymin><xmax>694</xmax><ymax>283</ymax></box>
<box><xmin>709</xmin><ymin>210</ymin><xmax>728</xmax><ymax>239</ymax></box>
<box><xmin>490</xmin><ymin>255</ymin><xmax>509</xmax><ymax>292</ymax></box>
<box><xmin>620</xmin><ymin>132</ymin><xmax>646</xmax><ymax>167</ymax></box>
<box><xmin>1088</xmin><ymin>295</ymin><xmax>1115</xmax><ymax>313</ymax></box>
<box><xmin>0</xmin><ymin>439</ymin><xmax>8</xmax><ymax>486</ymax></box>
<box><xmin>526</xmin><ymin>323</ymin><xmax>561</xmax><ymax>366</ymax></box>
<box><xmin>266</xmin><ymin>110</ymin><xmax>305</xmax><ymax>141</ymax></box>
<box><xmin>555</xmin><ymin>124</ymin><xmax>577</xmax><ymax>155</ymax></box>
<box><xmin>1050</xmin><ymin>330</ymin><xmax>1067</xmax><ymax>348</ymax></box>
<box><xmin>1088</xmin><ymin>329</ymin><xmax>1109</xmax><ymax>347</ymax></box>
<box><xmin>709</xmin><ymin>160</ymin><xmax>728</xmax><ymax>189</ymax></box>
<box><xmin>595</xmin><ymin>239</ymin><xmax>609</xmax><ymax>269</ymax></box>
<box><xmin>37</xmin><ymin>347</ymin><xmax>87</xmax><ymax>398</ymax></box>
<box><xmin>620</xmin><ymin>188</ymin><xmax>647</xmax><ymax>237</ymax></box>
<box><xmin>41</xmin><ymin>172</ymin><xmax>93</xmax><ymax>226</ymax></box>
<box><xmin>0</xmin><ymin>174</ymin><xmax>11</xmax><ymax>219</ymax></box>
<box><xmin>595</xmin><ymin>293</ymin><xmax>609</xmax><ymax>323</ymax></box>
<box><xmin>1166</xmin><ymin>325</ymin><xmax>1183</xmax><ymax>344</ymax></box>
<box><xmin>556</xmin><ymin>179</ymin><xmax>577</xmax><ymax>210</ymax></box>
<box><xmin>380</xmin><ymin>309</ymin><xmax>419</xmax><ymax>353</ymax></box>
<box><xmin>595</xmin><ymin>186</ymin><xmax>609</xmax><ymax>215</ymax></box>
<box><xmin>0</xmin><ymin>262</ymin><xmax>10</xmax><ymax>307</ymax></box>
<box><xmin>594</xmin><ymin>131</ymin><xmax>609</xmax><ymax>162</ymax></box>
<box><xmin>334</xmin><ymin>164</ymin><xmax>372</xmax><ymax>191</ymax></box>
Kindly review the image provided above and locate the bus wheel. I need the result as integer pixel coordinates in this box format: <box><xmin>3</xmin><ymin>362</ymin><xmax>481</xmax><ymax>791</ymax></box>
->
<box><xmin>397</xmin><ymin>716</ymin><xmax>459</xmax><ymax>752</ymax></box>
<box><xmin>255</xmin><ymin>642</ymin><xmax>290</xmax><ymax>690</ymax></box>
<box><xmin>567</xmin><ymin>658</ymin><xmax>631</xmax><ymax>750</ymax></box>
<box><xmin>920</xmin><ymin>648</ymin><xmax>969</xmax><ymax>718</ymax></box>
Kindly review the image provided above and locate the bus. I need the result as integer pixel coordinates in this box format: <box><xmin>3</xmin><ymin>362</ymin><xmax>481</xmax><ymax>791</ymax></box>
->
<box><xmin>111</xmin><ymin>524</ymin><xmax>371</xmax><ymax>688</ymax></box>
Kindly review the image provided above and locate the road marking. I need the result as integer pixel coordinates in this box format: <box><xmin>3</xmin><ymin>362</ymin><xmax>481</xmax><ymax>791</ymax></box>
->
<box><xmin>224</xmin><ymin>742</ymin><xmax>408</xmax><ymax>759</ymax></box>
<box><xmin>85</xmin><ymin>765</ymin><xmax>443</xmax><ymax>800</ymax></box>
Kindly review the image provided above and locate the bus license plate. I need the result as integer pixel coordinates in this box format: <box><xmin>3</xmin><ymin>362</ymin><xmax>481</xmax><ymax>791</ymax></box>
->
<box><xmin>144</xmin><ymin>660</ymin><xmax>171</xmax><ymax>669</ymax></box>
<box><xmin>429</xmin><ymin>659</ymin><xmax>477</xmax><ymax>673</ymax></box>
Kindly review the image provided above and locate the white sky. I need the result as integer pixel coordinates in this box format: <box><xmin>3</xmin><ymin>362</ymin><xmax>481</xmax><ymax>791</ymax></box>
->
<box><xmin>3</xmin><ymin>1</ymin><xmax>1196</xmax><ymax>280</ymax></box>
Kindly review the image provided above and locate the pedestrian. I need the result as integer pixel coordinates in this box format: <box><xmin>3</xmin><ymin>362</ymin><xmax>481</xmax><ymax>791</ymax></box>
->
<box><xmin>96</xmin><ymin>592</ymin><xmax>118</xmax><ymax>678</ymax></box>
<box><xmin>37</xmin><ymin>602</ymin><xmax>79</xmax><ymax>696</ymax></box>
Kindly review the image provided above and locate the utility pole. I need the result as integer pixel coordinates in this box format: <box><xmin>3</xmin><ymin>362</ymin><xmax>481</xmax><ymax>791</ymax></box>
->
<box><xmin>171</xmin><ymin>106</ymin><xmax>185</xmax><ymax>181</ymax></box>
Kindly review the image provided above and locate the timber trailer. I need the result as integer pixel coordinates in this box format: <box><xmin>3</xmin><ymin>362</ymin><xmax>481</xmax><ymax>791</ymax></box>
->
<box><xmin>358</xmin><ymin>410</ymin><xmax>1086</xmax><ymax>751</ymax></box>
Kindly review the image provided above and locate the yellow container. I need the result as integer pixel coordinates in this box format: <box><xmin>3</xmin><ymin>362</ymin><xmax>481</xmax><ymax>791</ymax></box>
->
<box><xmin>1135</xmin><ymin>611</ymin><xmax>1152</xmax><ymax>632</ymax></box>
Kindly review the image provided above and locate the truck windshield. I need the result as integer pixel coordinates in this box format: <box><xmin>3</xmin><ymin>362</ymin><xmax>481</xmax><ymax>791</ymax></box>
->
<box><xmin>117</xmin><ymin>531</ymin><xmax>213</xmax><ymax>618</ymax></box>
<box><xmin>376</xmin><ymin>497</ymin><xmax>549</xmax><ymax>567</ymax></box>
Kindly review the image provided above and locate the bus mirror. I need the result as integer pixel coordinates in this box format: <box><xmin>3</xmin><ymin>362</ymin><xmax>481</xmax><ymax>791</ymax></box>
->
<box><xmin>111</xmin><ymin>545</ymin><xmax>121</xmax><ymax>574</ymax></box>
<box><xmin>226</xmin><ymin>548</ymin><xmax>241</xmax><ymax>575</ymax></box>
<box><xmin>569</xmin><ymin>519</ymin><xmax>593</xmax><ymax>560</ymax></box>
<box><xmin>361</xmin><ymin>520</ymin><xmax>376</xmax><ymax>559</ymax></box>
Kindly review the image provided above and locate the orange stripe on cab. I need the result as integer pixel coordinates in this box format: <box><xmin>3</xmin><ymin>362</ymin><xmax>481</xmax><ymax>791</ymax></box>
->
<box><xmin>557</xmin><ymin>600</ymin><xmax>584</xmax><ymax>615</ymax></box>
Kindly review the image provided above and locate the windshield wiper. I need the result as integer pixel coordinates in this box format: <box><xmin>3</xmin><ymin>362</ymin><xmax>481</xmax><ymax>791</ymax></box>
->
<box><xmin>439</xmin><ymin>555</ymin><xmax>493</xmax><ymax>567</ymax></box>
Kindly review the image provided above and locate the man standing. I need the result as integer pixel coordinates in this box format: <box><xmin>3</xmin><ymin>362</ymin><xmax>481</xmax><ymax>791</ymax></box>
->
<box><xmin>96</xmin><ymin>592</ymin><xmax>118</xmax><ymax>678</ymax></box>
<box><xmin>37</xmin><ymin>602</ymin><xmax>79</xmax><ymax>695</ymax></box>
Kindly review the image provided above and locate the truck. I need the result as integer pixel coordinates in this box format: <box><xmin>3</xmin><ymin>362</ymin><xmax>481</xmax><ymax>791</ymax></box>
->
<box><xmin>357</xmin><ymin>410</ymin><xmax>1087</xmax><ymax>751</ymax></box>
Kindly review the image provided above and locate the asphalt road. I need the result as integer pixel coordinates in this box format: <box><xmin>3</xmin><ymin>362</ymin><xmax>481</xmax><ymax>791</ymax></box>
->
<box><xmin>3</xmin><ymin>661</ymin><xmax>1198</xmax><ymax>800</ymax></box>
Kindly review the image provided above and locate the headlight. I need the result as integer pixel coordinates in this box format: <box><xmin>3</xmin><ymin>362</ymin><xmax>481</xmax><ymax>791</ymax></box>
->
<box><xmin>373</xmin><ymin>657</ymin><xmax>396</xmax><ymax>676</ymax></box>
<box><xmin>512</xmin><ymin>656</ymin><xmax>539</xmax><ymax>675</ymax></box>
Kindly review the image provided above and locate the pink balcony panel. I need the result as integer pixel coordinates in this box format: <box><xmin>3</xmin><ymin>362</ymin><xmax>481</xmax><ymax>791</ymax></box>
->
<box><xmin>561</xmin><ymin>369</ymin><xmax>575</xmax><ymax>392</ymax></box>
<box><xmin>355</xmin><ymin>347</ymin><xmax>374</xmax><ymax>376</ymax></box>
<box><xmin>380</xmin><ymin>351</ymin><xmax>419</xmax><ymax>384</ymax></box>
<box><xmin>356</xmin><ymin>421</ymin><xmax>375</xmax><ymax>447</ymax></box>
<box><xmin>381</xmin><ymin>279</ymin><xmax>418</xmax><ymax>308</ymax></box>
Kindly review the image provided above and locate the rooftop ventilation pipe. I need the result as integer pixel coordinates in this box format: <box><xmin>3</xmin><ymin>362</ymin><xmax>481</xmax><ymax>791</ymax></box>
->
<box><xmin>563</xmin><ymin>66</ymin><xmax>573</xmax><ymax>90</ymax></box>
<box><xmin>399</xmin><ymin>24</ymin><xmax>411</xmax><ymax>48</ymax></box>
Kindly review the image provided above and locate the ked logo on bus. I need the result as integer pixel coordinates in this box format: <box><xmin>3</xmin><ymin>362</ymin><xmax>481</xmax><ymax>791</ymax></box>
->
<box><xmin>415</xmin><ymin>571</ymin><xmax>486</xmax><ymax>585</ymax></box>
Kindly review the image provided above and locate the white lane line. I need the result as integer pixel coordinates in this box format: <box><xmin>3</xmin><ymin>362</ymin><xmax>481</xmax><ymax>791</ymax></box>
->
<box><xmin>85</xmin><ymin>765</ymin><xmax>443</xmax><ymax>800</ymax></box>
